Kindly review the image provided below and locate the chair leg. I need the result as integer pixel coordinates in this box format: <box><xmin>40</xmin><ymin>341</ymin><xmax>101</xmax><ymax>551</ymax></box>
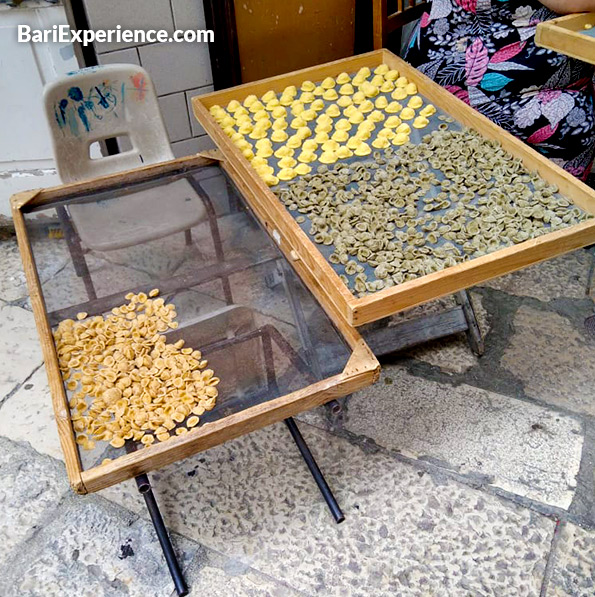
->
<box><xmin>186</xmin><ymin>178</ymin><xmax>233</xmax><ymax>304</ymax></box>
<box><xmin>277</xmin><ymin>260</ymin><xmax>341</xmax><ymax>417</ymax></box>
<box><xmin>56</xmin><ymin>206</ymin><xmax>97</xmax><ymax>301</ymax></box>
<box><xmin>225</xmin><ymin>177</ymin><xmax>242</xmax><ymax>215</ymax></box>
<box><xmin>204</xmin><ymin>197</ymin><xmax>233</xmax><ymax>304</ymax></box>
<box><xmin>184</xmin><ymin>229</ymin><xmax>192</xmax><ymax>246</ymax></box>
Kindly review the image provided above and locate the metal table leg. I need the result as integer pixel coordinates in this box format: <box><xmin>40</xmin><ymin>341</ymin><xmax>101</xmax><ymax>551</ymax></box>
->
<box><xmin>126</xmin><ymin>443</ymin><xmax>188</xmax><ymax>596</ymax></box>
<box><xmin>259</xmin><ymin>328</ymin><xmax>344</xmax><ymax>523</ymax></box>
<box><xmin>284</xmin><ymin>417</ymin><xmax>345</xmax><ymax>524</ymax></box>
<box><xmin>133</xmin><ymin>473</ymin><xmax>188</xmax><ymax>597</ymax></box>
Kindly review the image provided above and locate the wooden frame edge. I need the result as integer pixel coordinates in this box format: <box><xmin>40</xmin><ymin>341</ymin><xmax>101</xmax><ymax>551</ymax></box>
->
<box><xmin>192</xmin><ymin>94</ymin><xmax>359</xmax><ymax>326</ymax></box>
<box><xmin>19</xmin><ymin>155</ymin><xmax>217</xmax><ymax>211</ymax></box>
<box><xmin>381</xmin><ymin>50</ymin><xmax>595</xmax><ymax>210</ymax></box>
<box><xmin>10</xmin><ymin>189</ymin><xmax>43</xmax><ymax>210</ymax></box>
<box><xmin>193</xmin><ymin>50</ymin><xmax>386</xmax><ymax>108</ymax></box>
<box><xmin>80</xmin><ymin>358</ymin><xmax>377</xmax><ymax>493</ymax></box>
<box><xmin>352</xmin><ymin>219</ymin><xmax>595</xmax><ymax>324</ymax></box>
<box><xmin>219</xmin><ymin>155</ymin><xmax>363</xmax><ymax>328</ymax></box>
<box><xmin>193</xmin><ymin>102</ymin><xmax>362</xmax><ymax>326</ymax></box>
<box><xmin>535</xmin><ymin>14</ymin><xmax>595</xmax><ymax>66</ymax></box>
<box><xmin>11</xmin><ymin>200</ymin><xmax>85</xmax><ymax>494</ymax></box>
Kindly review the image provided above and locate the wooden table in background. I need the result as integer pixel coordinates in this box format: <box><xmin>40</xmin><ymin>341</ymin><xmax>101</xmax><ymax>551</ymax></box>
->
<box><xmin>536</xmin><ymin>13</ymin><xmax>595</xmax><ymax>65</ymax></box>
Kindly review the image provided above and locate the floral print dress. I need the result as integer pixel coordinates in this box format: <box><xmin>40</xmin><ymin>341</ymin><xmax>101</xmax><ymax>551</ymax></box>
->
<box><xmin>405</xmin><ymin>0</ymin><xmax>595</xmax><ymax>180</ymax></box>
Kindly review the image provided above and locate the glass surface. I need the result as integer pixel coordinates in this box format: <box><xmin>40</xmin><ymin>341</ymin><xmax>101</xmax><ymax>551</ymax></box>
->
<box><xmin>24</xmin><ymin>164</ymin><xmax>351</xmax><ymax>469</ymax></box>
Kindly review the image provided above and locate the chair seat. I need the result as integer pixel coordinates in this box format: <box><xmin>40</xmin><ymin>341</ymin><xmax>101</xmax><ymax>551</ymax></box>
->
<box><xmin>69</xmin><ymin>178</ymin><xmax>207</xmax><ymax>252</ymax></box>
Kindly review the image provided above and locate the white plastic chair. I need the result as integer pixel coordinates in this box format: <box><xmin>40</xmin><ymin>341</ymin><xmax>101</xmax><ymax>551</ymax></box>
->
<box><xmin>44</xmin><ymin>64</ymin><xmax>176</xmax><ymax>180</ymax></box>
<box><xmin>42</xmin><ymin>64</ymin><xmax>232</xmax><ymax>301</ymax></box>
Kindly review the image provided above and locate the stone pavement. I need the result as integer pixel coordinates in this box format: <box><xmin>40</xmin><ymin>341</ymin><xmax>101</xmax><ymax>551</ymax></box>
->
<box><xmin>1</xmin><ymin>228</ymin><xmax>594</xmax><ymax>596</ymax></box>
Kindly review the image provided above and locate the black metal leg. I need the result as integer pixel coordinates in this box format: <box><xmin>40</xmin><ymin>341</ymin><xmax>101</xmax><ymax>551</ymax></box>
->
<box><xmin>326</xmin><ymin>400</ymin><xmax>342</xmax><ymax>415</ymax></box>
<box><xmin>456</xmin><ymin>289</ymin><xmax>484</xmax><ymax>356</ymax></box>
<box><xmin>258</xmin><ymin>330</ymin><xmax>344</xmax><ymax>523</ymax></box>
<box><xmin>586</xmin><ymin>247</ymin><xmax>595</xmax><ymax>296</ymax></box>
<box><xmin>134</xmin><ymin>473</ymin><xmax>189</xmax><ymax>597</ymax></box>
<box><xmin>284</xmin><ymin>418</ymin><xmax>345</xmax><ymax>524</ymax></box>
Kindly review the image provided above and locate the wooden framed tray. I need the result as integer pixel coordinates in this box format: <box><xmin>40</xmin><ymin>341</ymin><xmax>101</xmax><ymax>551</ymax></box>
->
<box><xmin>536</xmin><ymin>13</ymin><xmax>595</xmax><ymax>65</ymax></box>
<box><xmin>11</xmin><ymin>154</ymin><xmax>379</xmax><ymax>494</ymax></box>
<box><xmin>191</xmin><ymin>49</ymin><xmax>595</xmax><ymax>326</ymax></box>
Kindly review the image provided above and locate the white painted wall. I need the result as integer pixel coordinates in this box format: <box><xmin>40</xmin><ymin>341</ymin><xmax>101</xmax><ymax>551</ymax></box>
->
<box><xmin>0</xmin><ymin>1</ymin><xmax>78</xmax><ymax>217</ymax></box>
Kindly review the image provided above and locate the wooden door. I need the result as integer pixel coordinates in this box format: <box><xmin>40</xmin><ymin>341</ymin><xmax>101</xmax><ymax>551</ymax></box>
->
<box><xmin>234</xmin><ymin>0</ymin><xmax>356</xmax><ymax>83</ymax></box>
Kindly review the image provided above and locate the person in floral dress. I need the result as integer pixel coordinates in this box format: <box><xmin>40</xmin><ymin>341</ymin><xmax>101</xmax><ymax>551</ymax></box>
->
<box><xmin>404</xmin><ymin>0</ymin><xmax>595</xmax><ymax>181</ymax></box>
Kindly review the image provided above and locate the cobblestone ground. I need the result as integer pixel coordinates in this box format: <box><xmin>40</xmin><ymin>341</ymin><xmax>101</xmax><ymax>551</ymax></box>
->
<box><xmin>1</xmin><ymin>227</ymin><xmax>594</xmax><ymax>596</ymax></box>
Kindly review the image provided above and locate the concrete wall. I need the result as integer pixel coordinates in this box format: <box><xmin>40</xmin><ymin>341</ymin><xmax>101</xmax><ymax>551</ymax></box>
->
<box><xmin>84</xmin><ymin>0</ymin><xmax>215</xmax><ymax>158</ymax></box>
<box><xmin>0</xmin><ymin>1</ymin><xmax>78</xmax><ymax>217</ymax></box>
<box><xmin>0</xmin><ymin>0</ymin><xmax>215</xmax><ymax>218</ymax></box>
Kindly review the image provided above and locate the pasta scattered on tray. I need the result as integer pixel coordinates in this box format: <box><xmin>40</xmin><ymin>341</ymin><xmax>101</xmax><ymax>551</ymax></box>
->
<box><xmin>54</xmin><ymin>290</ymin><xmax>219</xmax><ymax>451</ymax></box>
<box><xmin>277</xmin><ymin>128</ymin><xmax>591</xmax><ymax>296</ymax></box>
<box><xmin>208</xmin><ymin>65</ymin><xmax>437</xmax><ymax>185</ymax></box>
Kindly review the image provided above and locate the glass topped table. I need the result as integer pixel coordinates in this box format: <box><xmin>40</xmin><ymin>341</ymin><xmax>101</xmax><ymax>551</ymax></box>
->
<box><xmin>12</xmin><ymin>154</ymin><xmax>379</xmax><ymax>495</ymax></box>
<box><xmin>13</xmin><ymin>154</ymin><xmax>381</xmax><ymax>595</ymax></box>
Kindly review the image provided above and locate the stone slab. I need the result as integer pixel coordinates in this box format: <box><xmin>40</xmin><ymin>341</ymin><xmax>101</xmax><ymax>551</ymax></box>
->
<box><xmin>0</xmin><ymin>367</ymin><xmax>102</xmax><ymax>470</ymax></box>
<box><xmin>0</xmin><ymin>237</ymin><xmax>70</xmax><ymax>303</ymax></box>
<box><xmin>0</xmin><ymin>304</ymin><xmax>43</xmax><ymax>401</ymax></box>
<box><xmin>0</xmin><ymin>438</ymin><xmax>68</xmax><ymax>567</ymax></box>
<box><xmin>344</xmin><ymin>366</ymin><xmax>583</xmax><ymax>509</ymax></box>
<box><xmin>184</xmin><ymin>552</ymin><xmax>301</xmax><ymax>597</ymax></box>
<box><xmin>546</xmin><ymin>522</ymin><xmax>595</xmax><ymax>597</ymax></box>
<box><xmin>0</xmin><ymin>367</ymin><xmax>63</xmax><ymax>461</ymax></box>
<box><xmin>0</xmin><ymin>497</ymin><xmax>199</xmax><ymax>597</ymax></box>
<box><xmin>37</xmin><ymin>255</ymin><xmax>153</xmax><ymax>314</ymax></box>
<box><xmin>406</xmin><ymin>292</ymin><xmax>490</xmax><ymax>374</ymax></box>
<box><xmin>484</xmin><ymin>251</ymin><xmax>591</xmax><ymax>302</ymax></box>
<box><xmin>501</xmin><ymin>306</ymin><xmax>595</xmax><ymax>417</ymax></box>
<box><xmin>295</xmin><ymin>404</ymin><xmax>335</xmax><ymax>431</ymax></box>
<box><xmin>100</xmin><ymin>423</ymin><xmax>554</xmax><ymax>596</ymax></box>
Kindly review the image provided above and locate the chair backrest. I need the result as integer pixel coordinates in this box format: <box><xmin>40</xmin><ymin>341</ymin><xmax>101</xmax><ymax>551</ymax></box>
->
<box><xmin>372</xmin><ymin>0</ymin><xmax>430</xmax><ymax>51</ymax></box>
<box><xmin>44</xmin><ymin>64</ymin><xmax>174</xmax><ymax>183</ymax></box>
